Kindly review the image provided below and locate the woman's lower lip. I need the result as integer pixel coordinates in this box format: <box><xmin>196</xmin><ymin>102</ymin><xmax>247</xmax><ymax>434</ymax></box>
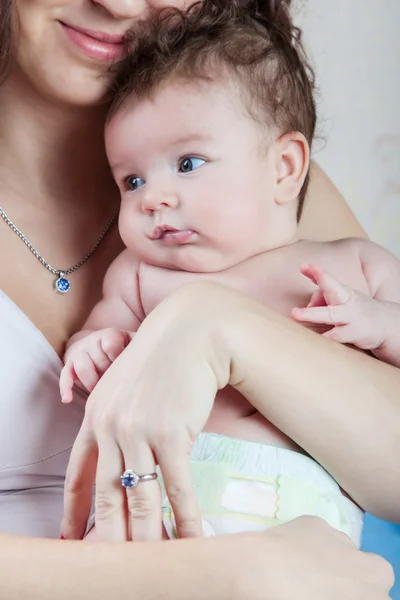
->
<box><xmin>60</xmin><ymin>23</ymin><xmax>125</xmax><ymax>62</ymax></box>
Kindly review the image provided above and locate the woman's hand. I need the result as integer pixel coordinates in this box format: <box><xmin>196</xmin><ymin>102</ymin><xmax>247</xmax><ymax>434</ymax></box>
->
<box><xmin>232</xmin><ymin>517</ymin><xmax>394</xmax><ymax>600</ymax></box>
<box><xmin>61</xmin><ymin>282</ymin><xmax>233</xmax><ymax>542</ymax></box>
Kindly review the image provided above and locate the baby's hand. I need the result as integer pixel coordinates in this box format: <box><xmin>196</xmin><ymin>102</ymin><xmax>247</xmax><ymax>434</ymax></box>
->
<box><xmin>292</xmin><ymin>264</ymin><xmax>386</xmax><ymax>350</ymax></box>
<box><xmin>60</xmin><ymin>329</ymin><xmax>133</xmax><ymax>404</ymax></box>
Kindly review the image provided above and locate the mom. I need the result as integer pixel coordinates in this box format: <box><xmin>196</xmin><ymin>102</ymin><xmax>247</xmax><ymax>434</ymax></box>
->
<box><xmin>0</xmin><ymin>1</ymin><xmax>396</xmax><ymax>599</ymax></box>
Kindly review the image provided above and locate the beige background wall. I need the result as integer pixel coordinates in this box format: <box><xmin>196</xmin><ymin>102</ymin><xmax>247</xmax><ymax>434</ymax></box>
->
<box><xmin>294</xmin><ymin>0</ymin><xmax>400</xmax><ymax>257</ymax></box>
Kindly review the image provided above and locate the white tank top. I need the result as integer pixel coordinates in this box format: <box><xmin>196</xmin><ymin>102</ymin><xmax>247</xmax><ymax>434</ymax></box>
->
<box><xmin>0</xmin><ymin>289</ymin><xmax>86</xmax><ymax>538</ymax></box>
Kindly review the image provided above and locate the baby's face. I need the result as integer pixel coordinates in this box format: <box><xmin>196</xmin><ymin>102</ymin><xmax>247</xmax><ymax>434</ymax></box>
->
<box><xmin>106</xmin><ymin>78</ymin><xmax>293</xmax><ymax>272</ymax></box>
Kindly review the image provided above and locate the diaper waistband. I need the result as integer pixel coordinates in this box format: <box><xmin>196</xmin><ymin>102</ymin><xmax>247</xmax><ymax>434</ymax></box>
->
<box><xmin>192</xmin><ymin>432</ymin><xmax>340</xmax><ymax>488</ymax></box>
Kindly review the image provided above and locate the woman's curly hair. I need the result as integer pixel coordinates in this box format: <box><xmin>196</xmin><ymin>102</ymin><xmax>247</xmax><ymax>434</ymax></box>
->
<box><xmin>110</xmin><ymin>0</ymin><xmax>317</xmax><ymax>219</ymax></box>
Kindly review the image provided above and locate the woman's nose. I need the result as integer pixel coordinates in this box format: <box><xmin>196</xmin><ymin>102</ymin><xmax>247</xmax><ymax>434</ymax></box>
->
<box><xmin>91</xmin><ymin>0</ymin><xmax>148</xmax><ymax>20</ymax></box>
<box><xmin>93</xmin><ymin>0</ymin><xmax>200</xmax><ymax>20</ymax></box>
<box><xmin>146</xmin><ymin>0</ymin><xmax>196</xmax><ymax>8</ymax></box>
<box><xmin>91</xmin><ymin>0</ymin><xmax>196</xmax><ymax>20</ymax></box>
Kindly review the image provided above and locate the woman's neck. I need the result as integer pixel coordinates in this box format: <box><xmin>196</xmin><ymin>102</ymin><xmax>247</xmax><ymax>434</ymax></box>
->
<box><xmin>0</xmin><ymin>67</ymin><xmax>119</xmax><ymax>218</ymax></box>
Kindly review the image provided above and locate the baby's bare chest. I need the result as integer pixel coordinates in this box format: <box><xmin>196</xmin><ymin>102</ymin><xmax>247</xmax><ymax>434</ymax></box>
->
<box><xmin>138</xmin><ymin>241</ymin><xmax>369</xmax><ymax>321</ymax></box>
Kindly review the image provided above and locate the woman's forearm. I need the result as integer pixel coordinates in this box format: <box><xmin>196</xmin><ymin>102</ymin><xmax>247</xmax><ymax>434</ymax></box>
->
<box><xmin>222</xmin><ymin>288</ymin><xmax>400</xmax><ymax>522</ymax></box>
<box><xmin>2</xmin><ymin>520</ymin><xmax>393</xmax><ymax>600</ymax></box>
<box><xmin>0</xmin><ymin>534</ymin><xmax>235</xmax><ymax>600</ymax></box>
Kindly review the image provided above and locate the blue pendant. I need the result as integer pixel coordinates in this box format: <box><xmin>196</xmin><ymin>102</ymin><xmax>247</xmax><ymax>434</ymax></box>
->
<box><xmin>55</xmin><ymin>273</ymin><xmax>71</xmax><ymax>294</ymax></box>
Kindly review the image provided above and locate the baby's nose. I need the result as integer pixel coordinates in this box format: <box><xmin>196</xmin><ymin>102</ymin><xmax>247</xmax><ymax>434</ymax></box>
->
<box><xmin>141</xmin><ymin>188</ymin><xmax>179</xmax><ymax>213</ymax></box>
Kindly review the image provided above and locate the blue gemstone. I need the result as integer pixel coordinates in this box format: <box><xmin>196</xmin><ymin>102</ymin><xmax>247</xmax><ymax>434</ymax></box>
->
<box><xmin>121</xmin><ymin>471</ymin><xmax>138</xmax><ymax>488</ymax></box>
<box><xmin>56</xmin><ymin>277</ymin><xmax>71</xmax><ymax>293</ymax></box>
<box><xmin>121</xmin><ymin>475</ymin><xmax>134</xmax><ymax>488</ymax></box>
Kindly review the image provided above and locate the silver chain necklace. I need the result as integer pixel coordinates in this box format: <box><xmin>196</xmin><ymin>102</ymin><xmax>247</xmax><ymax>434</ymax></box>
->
<box><xmin>0</xmin><ymin>206</ymin><xmax>118</xmax><ymax>294</ymax></box>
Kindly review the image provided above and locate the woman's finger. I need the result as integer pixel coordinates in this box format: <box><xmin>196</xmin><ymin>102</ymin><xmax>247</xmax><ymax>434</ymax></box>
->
<box><xmin>157</xmin><ymin>445</ymin><xmax>202</xmax><ymax>539</ymax></box>
<box><xmin>121</xmin><ymin>439</ymin><xmax>162</xmax><ymax>541</ymax></box>
<box><xmin>61</xmin><ymin>425</ymin><xmax>98</xmax><ymax>540</ymax></box>
<box><xmin>94</xmin><ymin>433</ymin><xmax>129</xmax><ymax>541</ymax></box>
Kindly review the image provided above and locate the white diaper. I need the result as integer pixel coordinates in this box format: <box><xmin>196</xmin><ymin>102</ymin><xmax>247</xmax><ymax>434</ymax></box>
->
<box><xmin>160</xmin><ymin>432</ymin><xmax>364</xmax><ymax>547</ymax></box>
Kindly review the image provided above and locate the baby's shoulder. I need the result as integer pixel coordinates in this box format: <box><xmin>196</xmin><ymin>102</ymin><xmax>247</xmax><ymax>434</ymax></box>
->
<box><xmin>301</xmin><ymin>237</ymin><xmax>380</xmax><ymax>265</ymax></box>
<box><xmin>103</xmin><ymin>249</ymin><xmax>141</xmax><ymax>298</ymax></box>
<box><xmin>285</xmin><ymin>237</ymin><xmax>362</xmax><ymax>266</ymax></box>
<box><xmin>319</xmin><ymin>237</ymin><xmax>398</xmax><ymax>269</ymax></box>
<box><xmin>301</xmin><ymin>237</ymin><xmax>400</xmax><ymax>295</ymax></box>
<box><xmin>305</xmin><ymin>236</ymin><xmax>364</xmax><ymax>255</ymax></box>
<box><xmin>105</xmin><ymin>248</ymin><xmax>139</xmax><ymax>278</ymax></box>
<box><xmin>292</xmin><ymin>238</ymin><xmax>367</xmax><ymax>292</ymax></box>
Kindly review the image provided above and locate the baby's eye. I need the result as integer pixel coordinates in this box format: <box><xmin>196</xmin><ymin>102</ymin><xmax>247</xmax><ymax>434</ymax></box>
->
<box><xmin>179</xmin><ymin>157</ymin><xmax>205</xmax><ymax>173</ymax></box>
<box><xmin>126</xmin><ymin>176</ymin><xmax>145</xmax><ymax>191</ymax></box>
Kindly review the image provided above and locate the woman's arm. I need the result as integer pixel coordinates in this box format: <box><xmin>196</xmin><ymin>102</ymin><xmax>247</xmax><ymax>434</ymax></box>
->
<box><xmin>222</xmin><ymin>285</ymin><xmax>400</xmax><ymax>522</ymax></box>
<box><xmin>62</xmin><ymin>282</ymin><xmax>400</xmax><ymax>545</ymax></box>
<box><xmin>0</xmin><ymin>518</ymin><xmax>394</xmax><ymax>600</ymax></box>
<box><xmin>1</xmin><ymin>532</ymin><xmax>235</xmax><ymax>600</ymax></box>
<box><xmin>298</xmin><ymin>162</ymin><xmax>368</xmax><ymax>241</ymax></box>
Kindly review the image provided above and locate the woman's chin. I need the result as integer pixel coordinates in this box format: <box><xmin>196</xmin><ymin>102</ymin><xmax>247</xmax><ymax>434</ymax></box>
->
<box><xmin>11</xmin><ymin>58</ymin><xmax>112</xmax><ymax>109</ymax></box>
<box><xmin>41</xmin><ymin>69</ymin><xmax>112</xmax><ymax>108</ymax></box>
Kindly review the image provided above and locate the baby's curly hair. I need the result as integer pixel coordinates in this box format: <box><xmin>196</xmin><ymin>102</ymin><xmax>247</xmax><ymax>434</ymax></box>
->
<box><xmin>109</xmin><ymin>0</ymin><xmax>317</xmax><ymax>220</ymax></box>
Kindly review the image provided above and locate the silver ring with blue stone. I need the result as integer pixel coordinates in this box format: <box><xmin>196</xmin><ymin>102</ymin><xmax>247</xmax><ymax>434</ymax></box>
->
<box><xmin>120</xmin><ymin>469</ymin><xmax>158</xmax><ymax>489</ymax></box>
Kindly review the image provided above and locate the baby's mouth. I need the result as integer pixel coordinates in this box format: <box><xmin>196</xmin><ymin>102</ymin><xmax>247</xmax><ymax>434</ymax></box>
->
<box><xmin>150</xmin><ymin>225</ymin><xmax>179</xmax><ymax>240</ymax></box>
<box><xmin>150</xmin><ymin>225</ymin><xmax>197</xmax><ymax>245</ymax></box>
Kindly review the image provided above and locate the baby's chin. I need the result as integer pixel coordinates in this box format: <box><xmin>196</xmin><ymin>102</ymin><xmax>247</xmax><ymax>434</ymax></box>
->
<box><xmin>134</xmin><ymin>246</ymin><xmax>238</xmax><ymax>274</ymax></box>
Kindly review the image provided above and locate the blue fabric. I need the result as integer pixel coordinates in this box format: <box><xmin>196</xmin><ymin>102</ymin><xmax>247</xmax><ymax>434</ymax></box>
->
<box><xmin>361</xmin><ymin>514</ymin><xmax>400</xmax><ymax>599</ymax></box>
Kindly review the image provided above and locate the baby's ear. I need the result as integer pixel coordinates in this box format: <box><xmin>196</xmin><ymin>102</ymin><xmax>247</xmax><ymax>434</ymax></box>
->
<box><xmin>274</xmin><ymin>132</ymin><xmax>310</xmax><ymax>205</ymax></box>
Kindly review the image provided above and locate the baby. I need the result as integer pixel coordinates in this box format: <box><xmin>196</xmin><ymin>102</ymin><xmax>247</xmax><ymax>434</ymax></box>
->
<box><xmin>61</xmin><ymin>0</ymin><xmax>400</xmax><ymax>544</ymax></box>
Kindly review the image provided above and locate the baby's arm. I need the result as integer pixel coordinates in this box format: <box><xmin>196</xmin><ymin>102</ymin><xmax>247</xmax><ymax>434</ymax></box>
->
<box><xmin>292</xmin><ymin>241</ymin><xmax>400</xmax><ymax>367</ymax></box>
<box><xmin>60</xmin><ymin>250</ymin><xmax>144</xmax><ymax>402</ymax></box>
<box><xmin>359</xmin><ymin>240</ymin><xmax>400</xmax><ymax>365</ymax></box>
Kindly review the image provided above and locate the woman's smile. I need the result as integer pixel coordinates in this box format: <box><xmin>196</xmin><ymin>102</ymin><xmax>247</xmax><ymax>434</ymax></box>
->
<box><xmin>59</xmin><ymin>21</ymin><xmax>127</xmax><ymax>62</ymax></box>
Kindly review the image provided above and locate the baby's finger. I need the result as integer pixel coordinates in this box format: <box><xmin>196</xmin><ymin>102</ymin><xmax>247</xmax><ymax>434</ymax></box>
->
<box><xmin>300</xmin><ymin>263</ymin><xmax>319</xmax><ymax>286</ymax></box>
<box><xmin>322</xmin><ymin>325</ymin><xmax>355</xmax><ymax>344</ymax></box>
<box><xmin>292</xmin><ymin>304</ymin><xmax>350</xmax><ymax>326</ymax></box>
<box><xmin>60</xmin><ymin>362</ymin><xmax>77</xmax><ymax>404</ymax></box>
<box><xmin>74</xmin><ymin>352</ymin><xmax>100</xmax><ymax>393</ymax></box>
<box><xmin>306</xmin><ymin>289</ymin><xmax>326</xmax><ymax>308</ymax></box>
<box><xmin>303</xmin><ymin>264</ymin><xmax>350</xmax><ymax>306</ymax></box>
<box><xmin>88</xmin><ymin>339</ymin><xmax>112</xmax><ymax>376</ymax></box>
<box><xmin>101</xmin><ymin>330</ymin><xmax>132</xmax><ymax>362</ymax></box>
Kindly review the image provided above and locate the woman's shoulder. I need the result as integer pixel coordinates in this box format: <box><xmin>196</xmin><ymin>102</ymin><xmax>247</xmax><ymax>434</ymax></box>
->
<box><xmin>299</xmin><ymin>162</ymin><xmax>367</xmax><ymax>242</ymax></box>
